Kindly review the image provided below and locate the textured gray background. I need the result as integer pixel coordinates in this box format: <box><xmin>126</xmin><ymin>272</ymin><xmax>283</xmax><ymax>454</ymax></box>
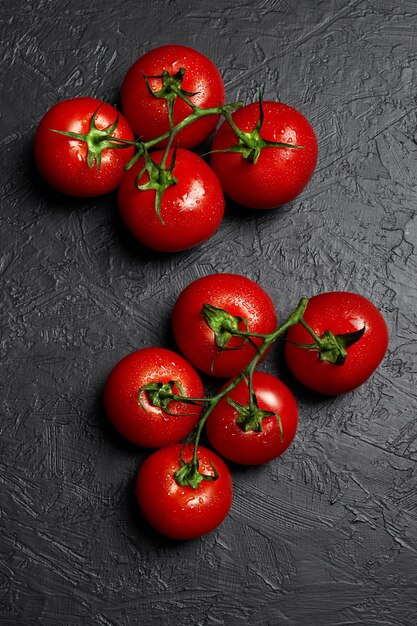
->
<box><xmin>1</xmin><ymin>1</ymin><xmax>417</xmax><ymax>625</ymax></box>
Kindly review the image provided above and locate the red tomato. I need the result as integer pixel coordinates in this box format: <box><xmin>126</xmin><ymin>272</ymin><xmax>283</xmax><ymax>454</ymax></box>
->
<box><xmin>172</xmin><ymin>274</ymin><xmax>277</xmax><ymax>378</ymax></box>
<box><xmin>34</xmin><ymin>97</ymin><xmax>135</xmax><ymax>196</ymax></box>
<box><xmin>206</xmin><ymin>372</ymin><xmax>298</xmax><ymax>465</ymax></box>
<box><xmin>285</xmin><ymin>292</ymin><xmax>389</xmax><ymax>395</ymax></box>
<box><xmin>120</xmin><ymin>44</ymin><xmax>225</xmax><ymax>148</ymax></box>
<box><xmin>136</xmin><ymin>444</ymin><xmax>233</xmax><ymax>540</ymax></box>
<box><xmin>104</xmin><ymin>348</ymin><xmax>203</xmax><ymax>447</ymax></box>
<box><xmin>118</xmin><ymin>149</ymin><xmax>225</xmax><ymax>252</ymax></box>
<box><xmin>210</xmin><ymin>101</ymin><xmax>318</xmax><ymax>209</ymax></box>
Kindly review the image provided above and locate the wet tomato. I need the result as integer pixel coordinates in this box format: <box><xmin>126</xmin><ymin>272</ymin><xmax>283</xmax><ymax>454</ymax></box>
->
<box><xmin>118</xmin><ymin>149</ymin><xmax>224</xmax><ymax>252</ymax></box>
<box><xmin>206</xmin><ymin>372</ymin><xmax>298</xmax><ymax>465</ymax></box>
<box><xmin>121</xmin><ymin>44</ymin><xmax>225</xmax><ymax>148</ymax></box>
<box><xmin>285</xmin><ymin>292</ymin><xmax>389</xmax><ymax>394</ymax></box>
<box><xmin>136</xmin><ymin>444</ymin><xmax>233</xmax><ymax>540</ymax></box>
<box><xmin>172</xmin><ymin>274</ymin><xmax>277</xmax><ymax>378</ymax></box>
<box><xmin>34</xmin><ymin>97</ymin><xmax>134</xmax><ymax>196</ymax></box>
<box><xmin>211</xmin><ymin>101</ymin><xmax>318</xmax><ymax>209</ymax></box>
<box><xmin>104</xmin><ymin>347</ymin><xmax>203</xmax><ymax>447</ymax></box>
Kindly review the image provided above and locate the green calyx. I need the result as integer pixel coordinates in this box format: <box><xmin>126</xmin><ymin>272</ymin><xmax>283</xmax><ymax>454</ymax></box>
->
<box><xmin>319</xmin><ymin>327</ymin><xmax>366</xmax><ymax>365</ymax></box>
<box><xmin>295</xmin><ymin>325</ymin><xmax>366</xmax><ymax>366</ymax></box>
<box><xmin>138</xmin><ymin>379</ymin><xmax>207</xmax><ymax>417</ymax></box>
<box><xmin>135</xmin><ymin>146</ymin><xmax>178</xmax><ymax>225</ymax></box>
<box><xmin>49</xmin><ymin>104</ymin><xmax>132</xmax><ymax>170</ymax></box>
<box><xmin>221</xmin><ymin>94</ymin><xmax>304</xmax><ymax>164</ymax></box>
<box><xmin>138</xmin><ymin>379</ymin><xmax>185</xmax><ymax>415</ymax></box>
<box><xmin>202</xmin><ymin>304</ymin><xmax>249</xmax><ymax>349</ymax></box>
<box><xmin>227</xmin><ymin>396</ymin><xmax>283</xmax><ymax>438</ymax></box>
<box><xmin>174</xmin><ymin>457</ymin><xmax>219</xmax><ymax>490</ymax></box>
<box><xmin>144</xmin><ymin>68</ymin><xmax>198</xmax><ymax>126</ymax></box>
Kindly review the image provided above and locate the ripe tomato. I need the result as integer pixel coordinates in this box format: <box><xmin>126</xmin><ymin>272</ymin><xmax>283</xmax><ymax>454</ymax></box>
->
<box><xmin>285</xmin><ymin>292</ymin><xmax>389</xmax><ymax>395</ymax></box>
<box><xmin>210</xmin><ymin>101</ymin><xmax>318</xmax><ymax>209</ymax></box>
<box><xmin>34</xmin><ymin>97</ymin><xmax>135</xmax><ymax>196</ymax></box>
<box><xmin>172</xmin><ymin>274</ymin><xmax>277</xmax><ymax>378</ymax></box>
<box><xmin>136</xmin><ymin>444</ymin><xmax>233</xmax><ymax>540</ymax></box>
<box><xmin>118</xmin><ymin>148</ymin><xmax>225</xmax><ymax>252</ymax></box>
<box><xmin>104</xmin><ymin>347</ymin><xmax>203</xmax><ymax>447</ymax></box>
<box><xmin>120</xmin><ymin>44</ymin><xmax>225</xmax><ymax>148</ymax></box>
<box><xmin>206</xmin><ymin>372</ymin><xmax>298</xmax><ymax>465</ymax></box>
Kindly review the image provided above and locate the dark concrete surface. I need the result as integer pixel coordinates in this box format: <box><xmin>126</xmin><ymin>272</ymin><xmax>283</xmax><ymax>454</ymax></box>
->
<box><xmin>1</xmin><ymin>1</ymin><xmax>417</xmax><ymax>624</ymax></box>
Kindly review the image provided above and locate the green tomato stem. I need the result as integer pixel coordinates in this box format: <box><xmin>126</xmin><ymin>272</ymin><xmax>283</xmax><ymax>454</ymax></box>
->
<box><xmin>145</xmin><ymin>102</ymin><xmax>243</xmax><ymax>150</ymax></box>
<box><xmin>160</xmin><ymin>393</ymin><xmax>208</xmax><ymax>404</ymax></box>
<box><xmin>299</xmin><ymin>318</ymin><xmax>326</xmax><ymax>348</ymax></box>
<box><xmin>189</xmin><ymin>297</ymin><xmax>309</xmax><ymax>468</ymax></box>
<box><xmin>123</xmin><ymin>101</ymin><xmax>243</xmax><ymax>172</ymax></box>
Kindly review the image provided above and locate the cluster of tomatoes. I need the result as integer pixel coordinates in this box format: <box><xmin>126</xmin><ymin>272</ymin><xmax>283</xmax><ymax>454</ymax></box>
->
<box><xmin>34</xmin><ymin>44</ymin><xmax>318</xmax><ymax>252</ymax></box>
<box><xmin>34</xmin><ymin>45</ymin><xmax>389</xmax><ymax>541</ymax></box>
<box><xmin>104</xmin><ymin>274</ymin><xmax>388</xmax><ymax>540</ymax></box>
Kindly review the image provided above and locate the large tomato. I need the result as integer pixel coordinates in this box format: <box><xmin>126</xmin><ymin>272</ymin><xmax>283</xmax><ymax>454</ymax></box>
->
<box><xmin>104</xmin><ymin>347</ymin><xmax>203</xmax><ymax>447</ymax></box>
<box><xmin>285</xmin><ymin>292</ymin><xmax>389</xmax><ymax>395</ymax></box>
<box><xmin>206</xmin><ymin>372</ymin><xmax>298</xmax><ymax>465</ymax></box>
<box><xmin>136</xmin><ymin>444</ymin><xmax>233</xmax><ymax>540</ymax></box>
<box><xmin>120</xmin><ymin>44</ymin><xmax>225</xmax><ymax>148</ymax></box>
<box><xmin>118</xmin><ymin>148</ymin><xmax>225</xmax><ymax>252</ymax></box>
<box><xmin>172</xmin><ymin>274</ymin><xmax>277</xmax><ymax>378</ymax></box>
<box><xmin>34</xmin><ymin>97</ymin><xmax>135</xmax><ymax>196</ymax></box>
<box><xmin>210</xmin><ymin>101</ymin><xmax>318</xmax><ymax>209</ymax></box>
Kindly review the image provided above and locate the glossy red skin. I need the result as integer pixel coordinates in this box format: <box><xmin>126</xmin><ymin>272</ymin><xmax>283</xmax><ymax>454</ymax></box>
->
<box><xmin>206</xmin><ymin>372</ymin><xmax>298</xmax><ymax>465</ymax></box>
<box><xmin>34</xmin><ymin>97</ymin><xmax>135</xmax><ymax>196</ymax></box>
<box><xmin>118</xmin><ymin>149</ymin><xmax>225</xmax><ymax>252</ymax></box>
<box><xmin>104</xmin><ymin>348</ymin><xmax>203</xmax><ymax>447</ymax></box>
<box><xmin>210</xmin><ymin>101</ymin><xmax>318</xmax><ymax>209</ymax></box>
<box><xmin>285</xmin><ymin>292</ymin><xmax>389</xmax><ymax>395</ymax></box>
<box><xmin>120</xmin><ymin>44</ymin><xmax>225</xmax><ymax>148</ymax></box>
<box><xmin>172</xmin><ymin>274</ymin><xmax>277</xmax><ymax>378</ymax></box>
<box><xmin>136</xmin><ymin>444</ymin><xmax>233</xmax><ymax>540</ymax></box>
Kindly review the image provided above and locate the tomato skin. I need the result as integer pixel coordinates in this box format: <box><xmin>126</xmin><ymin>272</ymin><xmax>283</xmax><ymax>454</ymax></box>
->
<box><xmin>120</xmin><ymin>44</ymin><xmax>225</xmax><ymax>148</ymax></box>
<box><xmin>104</xmin><ymin>348</ymin><xmax>203</xmax><ymax>447</ymax></box>
<box><xmin>206</xmin><ymin>372</ymin><xmax>298</xmax><ymax>465</ymax></box>
<box><xmin>34</xmin><ymin>97</ymin><xmax>135</xmax><ymax>196</ymax></box>
<box><xmin>285</xmin><ymin>292</ymin><xmax>389</xmax><ymax>395</ymax></box>
<box><xmin>172</xmin><ymin>274</ymin><xmax>277</xmax><ymax>378</ymax></box>
<box><xmin>118</xmin><ymin>149</ymin><xmax>225</xmax><ymax>252</ymax></box>
<box><xmin>210</xmin><ymin>101</ymin><xmax>318</xmax><ymax>209</ymax></box>
<box><xmin>136</xmin><ymin>444</ymin><xmax>233</xmax><ymax>540</ymax></box>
